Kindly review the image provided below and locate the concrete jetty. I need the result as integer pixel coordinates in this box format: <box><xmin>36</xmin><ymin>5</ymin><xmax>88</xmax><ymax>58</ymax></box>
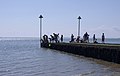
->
<box><xmin>41</xmin><ymin>42</ymin><xmax>120</xmax><ymax>64</ymax></box>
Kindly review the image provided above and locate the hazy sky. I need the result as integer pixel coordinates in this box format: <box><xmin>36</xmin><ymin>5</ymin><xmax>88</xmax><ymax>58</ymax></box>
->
<box><xmin>0</xmin><ymin>0</ymin><xmax>120</xmax><ymax>38</ymax></box>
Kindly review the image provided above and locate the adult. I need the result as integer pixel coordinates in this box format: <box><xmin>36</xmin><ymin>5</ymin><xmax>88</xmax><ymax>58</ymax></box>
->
<box><xmin>60</xmin><ymin>35</ymin><xmax>63</xmax><ymax>42</ymax></box>
<box><xmin>70</xmin><ymin>34</ymin><xmax>74</xmax><ymax>42</ymax></box>
<box><xmin>102</xmin><ymin>33</ymin><xmax>105</xmax><ymax>43</ymax></box>
<box><xmin>93</xmin><ymin>34</ymin><xmax>96</xmax><ymax>43</ymax></box>
<box><xmin>53</xmin><ymin>33</ymin><xmax>59</xmax><ymax>43</ymax></box>
<box><xmin>83</xmin><ymin>32</ymin><xmax>89</xmax><ymax>43</ymax></box>
<box><xmin>43</xmin><ymin>35</ymin><xmax>49</xmax><ymax>43</ymax></box>
<box><xmin>76</xmin><ymin>36</ymin><xmax>80</xmax><ymax>43</ymax></box>
<box><xmin>50</xmin><ymin>35</ymin><xmax>55</xmax><ymax>42</ymax></box>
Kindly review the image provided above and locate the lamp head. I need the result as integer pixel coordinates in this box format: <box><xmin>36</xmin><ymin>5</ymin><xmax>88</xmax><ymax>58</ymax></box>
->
<box><xmin>39</xmin><ymin>15</ymin><xmax>43</xmax><ymax>18</ymax></box>
<box><xmin>78</xmin><ymin>16</ymin><xmax>81</xmax><ymax>19</ymax></box>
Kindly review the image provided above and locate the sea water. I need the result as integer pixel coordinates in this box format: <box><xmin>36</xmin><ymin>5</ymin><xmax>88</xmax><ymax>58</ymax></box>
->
<box><xmin>0</xmin><ymin>37</ymin><xmax>120</xmax><ymax>76</ymax></box>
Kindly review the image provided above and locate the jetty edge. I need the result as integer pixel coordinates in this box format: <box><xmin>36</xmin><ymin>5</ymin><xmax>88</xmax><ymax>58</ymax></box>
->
<box><xmin>41</xmin><ymin>42</ymin><xmax>120</xmax><ymax>64</ymax></box>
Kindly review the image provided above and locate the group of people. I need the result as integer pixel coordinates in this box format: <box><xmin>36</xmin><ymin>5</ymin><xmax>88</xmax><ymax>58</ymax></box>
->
<box><xmin>70</xmin><ymin>32</ymin><xmax>90</xmax><ymax>43</ymax></box>
<box><xmin>70</xmin><ymin>32</ymin><xmax>105</xmax><ymax>43</ymax></box>
<box><xmin>41</xmin><ymin>33</ymin><xmax>63</xmax><ymax>43</ymax></box>
<box><xmin>41</xmin><ymin>32</ymin><xmax>105</xmax><ymax>44</ymax></box>
<box><xmin>93</xmin><ymin>33</ymin><xmax>105</xmax><ymax>43</ymax></box>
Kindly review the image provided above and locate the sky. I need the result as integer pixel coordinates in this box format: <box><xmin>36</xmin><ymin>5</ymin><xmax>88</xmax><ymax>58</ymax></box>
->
<box><xmin>0</xmin><ymin>0</ymin><xmax>120</xmax><ymax>38</ymax></box>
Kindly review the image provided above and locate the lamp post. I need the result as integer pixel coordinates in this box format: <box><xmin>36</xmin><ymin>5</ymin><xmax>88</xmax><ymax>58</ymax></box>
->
<box><xmin>78</xmin><ymin>16</ymin><xmax>81</xmax><ymax>37</ymax></box>
<box><xmin>39</xmin><ymin>15</ymin><xmax>43</xmax><ymax>47</ymax></box>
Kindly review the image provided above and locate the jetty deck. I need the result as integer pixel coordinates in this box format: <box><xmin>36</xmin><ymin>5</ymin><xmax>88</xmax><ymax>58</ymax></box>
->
<box><xmin>41</xmin><ymin>42</ymin><xmax>120</xmax><ymax>64</ymax></box>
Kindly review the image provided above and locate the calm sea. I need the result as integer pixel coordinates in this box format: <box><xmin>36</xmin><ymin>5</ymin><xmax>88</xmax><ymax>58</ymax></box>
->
<box><xmin>0</xmin><ymin>37</ymin><xmax>120</xmax><ymax>76</ymax></box>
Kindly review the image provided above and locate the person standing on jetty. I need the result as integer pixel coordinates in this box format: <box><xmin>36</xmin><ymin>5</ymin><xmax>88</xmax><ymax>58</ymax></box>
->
<box><xmin>93</xmin><ymin>34</ymin><xmax>96</xmax><ymax>43</ymax></box>
<box><xmin>60</xmin><ymin>35</ymin><xmax>63</xmax><ymax>42</ymax></box>
<box><xmin>76</xmin><ymin>36</ymin><xmax>80</xmax><ymax>43</ymax></box>
<box><xmin>83</xmin><ymin>32</ymin><xmax>89</xmax><ymax>43</ymax></box>
<box><xmin>70</xmin><ymin>34</ymin><xmax>75</xmax><ymax>42</ymax></box>
<box><xmin>102</xmin><ymin>33</ymin><xmax>105</xmax><ymax>43</ymax></box>
<box><xmin>93</xmin><ymin>34</ymin><xmax>98</xmax><ymax>43</ymax></box>
<box><xmin>53</xmin><ymin>33</ymin><xmax>59</xmax><ymax>43</ymax></box>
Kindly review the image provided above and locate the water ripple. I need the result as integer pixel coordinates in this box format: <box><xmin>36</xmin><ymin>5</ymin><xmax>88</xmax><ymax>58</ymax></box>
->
<box><xmin>0</xmin><ymin>39</ymin><xmax>120</xmax><ymax>76</ymax></box>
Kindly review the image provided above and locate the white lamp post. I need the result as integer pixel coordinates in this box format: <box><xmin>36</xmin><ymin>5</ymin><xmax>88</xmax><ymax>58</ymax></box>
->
<box><xmin>39</xmin><ymin>15</ymin><xmax>43</xmax><ymax>47</ymax></box>
<box><xmin>78</xmin><ymin>16</ymin><xmax>81</xmax><ymax>37</ymax></box>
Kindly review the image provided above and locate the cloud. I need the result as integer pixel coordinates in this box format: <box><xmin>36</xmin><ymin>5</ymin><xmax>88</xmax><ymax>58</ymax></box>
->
<box><xmin>83</xmin><ymin>25</ymin><xmax>120</xmax><ymax>38</ymax></box>
<box><xmin>113</xmin><ymin>28</ymin><xmax>120</xmax><ymax>32</ymax></box>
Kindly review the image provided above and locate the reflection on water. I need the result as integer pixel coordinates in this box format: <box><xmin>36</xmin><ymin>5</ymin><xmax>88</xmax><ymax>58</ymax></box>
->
<box><xmin>0</xmin><ymin>38</ymin><xmax>120</xmax><ymax>76</ymax></box>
